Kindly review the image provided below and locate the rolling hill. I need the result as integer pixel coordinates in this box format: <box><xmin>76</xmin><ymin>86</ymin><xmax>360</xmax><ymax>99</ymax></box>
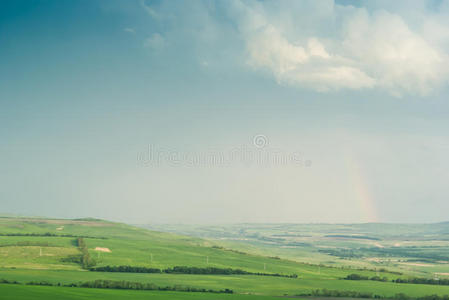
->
<box><xmin>1</xmin><ymin>217</ymin><xmax>449</xmax><ymax>299</ymax></box>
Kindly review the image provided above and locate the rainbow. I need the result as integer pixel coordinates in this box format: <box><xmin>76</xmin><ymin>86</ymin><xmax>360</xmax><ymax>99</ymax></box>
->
<box><xmin>343</xmin><ymin>148</ymin><xmax>379</xmax><ymax>223</ymax></box>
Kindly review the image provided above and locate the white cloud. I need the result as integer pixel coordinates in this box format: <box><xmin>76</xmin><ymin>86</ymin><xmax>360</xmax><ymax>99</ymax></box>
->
<box><xmin>140</xmin><ymin>0</ymin><xmax>449</xmax><ymax>96</ymax></box>
<box><xmin>231</xmin><ymin>0</ymin><xmax>449</xmax><ymax>96</ymax></box>
<box><xmin>341</xmin><ymin>10</ymin><xmax>447</xmax><ymax>96</ymax></box>
<box><xmin>245</xmin><ymin>25</ymin><xmax>375</xmax><ymax>91</ymax></box>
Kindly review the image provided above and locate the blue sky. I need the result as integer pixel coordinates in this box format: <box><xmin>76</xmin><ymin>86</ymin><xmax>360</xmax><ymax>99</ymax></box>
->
<box><xmin>1</xmin><ymin>0</ymin><xmax>449</xmax><ymax>223</ymax></box>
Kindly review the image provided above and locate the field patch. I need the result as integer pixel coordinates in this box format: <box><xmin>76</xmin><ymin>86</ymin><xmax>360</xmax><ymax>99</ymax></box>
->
<box><xmin>94</xmin><ymin>247</ymin><xmax>111</xmax><ymax>253</ymax></box>
<box><xmin>0</xmin><ymin>246</ymin><xmax>81</xmax><ymax>270</ymax></box>
<box><xmin>0</xmin><ymin>284</ymin><xmax>277</xmax><ymax>300</ymax></box>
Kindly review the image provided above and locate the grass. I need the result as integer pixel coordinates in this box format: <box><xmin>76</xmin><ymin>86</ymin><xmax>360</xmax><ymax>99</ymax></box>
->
<box><xmin>1</xmin><ymin>217</ymin><xmax>449</xmax><ymax>299</ymax></box>
<box><xmin>0</xmin><ymin>284</ymin><xmax>281</xmax><ymax>300</ymax></box>
<box><xmin>0</xmin><ymin>246</ymin><xmax>80</xmax><ymax>270</ymax></box>
<box><xmin>1</xmin><ymin>268</ymin><xmax>449</xmax><ymax>297</ymax></box>
<box><xmin>150</xmin><ymin>223</ymin><xmax>449</xmax><ymax>277</ymax></box>
<box><xmin>0</xmin><ymin>218</ymin><xmax>392</xmax><ymax>278</ymax></box>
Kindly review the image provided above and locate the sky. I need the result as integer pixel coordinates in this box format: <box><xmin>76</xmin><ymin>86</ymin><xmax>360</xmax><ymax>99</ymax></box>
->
<box><xmin>1</xmin><ymin>0</ymin><xmax>449</xmax><ymax>224</ymax></box>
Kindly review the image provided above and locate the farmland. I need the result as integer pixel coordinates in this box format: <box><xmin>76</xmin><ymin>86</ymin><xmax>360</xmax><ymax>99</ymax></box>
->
<box><xmin>1</xmin><ymin>217</ymin><xmax>449</xmax><ymax>299</ymax></box>
<box><xmin>146</xmin><ymin>223</ymin><xmax>449</xmax><ymax>277</ymax></box>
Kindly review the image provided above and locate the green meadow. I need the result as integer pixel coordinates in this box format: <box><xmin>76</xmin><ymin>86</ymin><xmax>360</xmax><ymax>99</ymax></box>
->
<box><xmin>1</xmin><ymin>217</ymin><xmax>449</xmax><ymax>299</ymax></box>
<box><xmin>0</xmin><ymin>284</ymin><xmax>280</xmax><ymax>300</ymax></box>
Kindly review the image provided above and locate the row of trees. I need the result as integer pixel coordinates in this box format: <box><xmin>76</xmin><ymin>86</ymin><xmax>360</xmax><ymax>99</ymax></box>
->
<box><xmin>22</xmin><ymin>279</ymin><xmax>233</xmax><ymax>294</ymax></box>
<box><xmin>6</xmin><ymin>277</ymin><xmax>449</xmax><ymax>299</ymax></box>
<box><xmin>77</xmin><ymin>238</ymin><xmax>96</xmax><ymax>269</ymax></box>
<box><xmin>358</xmin><ymin>246</ymin><xmax>449</xmax><ymax>263</ymax></box>
<box><xmin>301</xmin><ymin>289</ymin><xmax>449</xmax><ymax>300</ymax></box>
<box><xmin>344</xmin><ymin>274</ymin><xmax>389</xmax><ymax>282</ymax></box>
<box><xmin>306</xmin><ymin>288</ymin><xmax>380</xmax><ymax>298</ymax></box>
<box><xmin>0</xmin><ymin>279</ymin><xmax>19</xmax><ymax>284</ymax></box>
<box><xmin>325</xmin><ymin>234</ymin><xmax>380</xmax><ymax>241</ymax></box>
<box><xmin>394</xmin><ymin>278</ymin><xmax>449</xmax><ymax>286</ymax></box>
<box><xmin>298</xmin><ymin>261</ymin><xmax>402</xmax><ymax>276</ymax></box>
<box><xmin>90</xmin><ymin>265</ymin><xmax>298</xmax><ymax>278</ymax></box>
<box><xmin>0</xmin><ymin>232</ymin><xmax>106</xmax><ymax>239</ymax></box>
<box><xmin>90</xmin><ymin>265</ymin><xmax>161</xmax><ymax>273</ymax></box>
<box><xmin>345</xmin><ymin>273</ymin><xmax>449</xmax><ymax>286</ymax></box>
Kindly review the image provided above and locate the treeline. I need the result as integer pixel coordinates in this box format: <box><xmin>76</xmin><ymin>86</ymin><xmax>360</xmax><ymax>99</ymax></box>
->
<box><xmin>319</xmin><ymin>248</ymin><xmax>364</xmax><ymax>259</ymax></box>
<box><xmin>0</xmin><ymin>279</ymin><xmax>19</xmax><ymax>284</ymax></box>
<box><xmin>344</xmin><ymin>273</ymin><xmax>449</xmax><ymax>286</ymax></box>
<box><xmin>394</xmin><ymin>277</ymin><xmax>449</xmax><ymax>286</ymax></box>
<box><xmin>396</xmin><ymin>294</ymin><xmax>449</xmax><ymax>300</ymax></box>
<box><xmin>211</xmin><ymin>245</ymin><xmax>248</xmax><ymax>255</ymax></box>
<box><xmin>91</xmin><ymin>265</ymin><xmax>161</xmax><ymax>273</ymax></box>
<box><xmin>298</xmin><ymin>261</ymin><xmax>402</xmax><ymax>276</ymax></box>
<box><xmin>75</xmin><ymin>280</ymin><xmax>233</xmax><ymax>293</ymax></box>
<box><xmin>325</xmin><ymin>234</ymin><xmax>381</xmax><ymax>241</ymax></box>
<box><xmin>90</xmin><ymin>265</ymin><xmax>298</xmax><ymax>278</ymax></box>
<box><xmin>0</xmin><ymin>233</ymin><xmax>106</xmax><ymax>239</ymax></box>
<box><xmin>77</xmin><ymin>238</ymin><xmax>96</xmax><ymax>269</ymax></box>
<box><xmin>362</xmin><ymin>247</ymin><xmax>449</xmax><ymax>262</ymax></box>
<box><xmin>0</xmin><ymin>279</ymin><xmax>232</xmax><ymax>294</ymax></box>
<box><xmin>300</xmin><ymin>289</ymin><xmax>449</xmax><ymax>300</ymax></box>
<box><xmin>164</xmin><ymin>266</ymin><xmax>297</xmax><ymax>277</ymax></box>
<box><xmin>303</xmin><ymin>289</ymin><xmax>380</xmax><ymax>298</ymax></box>
<box><xmin>344</xmin><ymin>274</ymin><xmax>389</xmax><ymax>282</ymax></box>
<box><xmin>321</xmin><ymin>245</ymin><xmax>449</xmax><ymax>262</ymax></box>
<box><xmin>5</xmin><ymin>278</ymin><xmax>449</xmax><ymax>299</ymax></box>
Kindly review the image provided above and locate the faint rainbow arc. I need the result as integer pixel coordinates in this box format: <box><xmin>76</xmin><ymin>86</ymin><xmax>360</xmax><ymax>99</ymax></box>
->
<box><xmin>343</xmin><ymin>149</ymin><xmax>379</xmax><ymax>223</ymax></box>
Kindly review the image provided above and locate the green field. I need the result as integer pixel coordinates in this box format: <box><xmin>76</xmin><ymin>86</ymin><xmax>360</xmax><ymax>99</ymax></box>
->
<box><xmin>0</xmin><ymin>284</ymin><xmax>280</xmax><ymax>300</ymax></box>
<box><xmin>147</xmin><ymin>223</ymin><xmax>449</xmax><ymax>277</ymax></box>
<box><xmin>1</xmin><ymin>217</ymin><xmax>449</xmax><ymax>299</ymax></box>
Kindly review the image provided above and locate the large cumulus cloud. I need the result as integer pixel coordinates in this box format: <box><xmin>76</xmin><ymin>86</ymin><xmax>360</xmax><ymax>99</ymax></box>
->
<box><xmin>141</xmin><ymin>0</ymin><xmax>449</xmax><ymax>96</ymax></box>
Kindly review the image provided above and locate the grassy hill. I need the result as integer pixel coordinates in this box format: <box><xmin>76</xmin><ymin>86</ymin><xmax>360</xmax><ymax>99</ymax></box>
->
<box><xmin>146</xmin><ymin>223</ymin><xmax>449</xmax><ymax>277</ymax></box>
<box><xmin>1</xmin><ymin>217</ymin><xmax>449</xmax><ymax>299</ymax></box>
